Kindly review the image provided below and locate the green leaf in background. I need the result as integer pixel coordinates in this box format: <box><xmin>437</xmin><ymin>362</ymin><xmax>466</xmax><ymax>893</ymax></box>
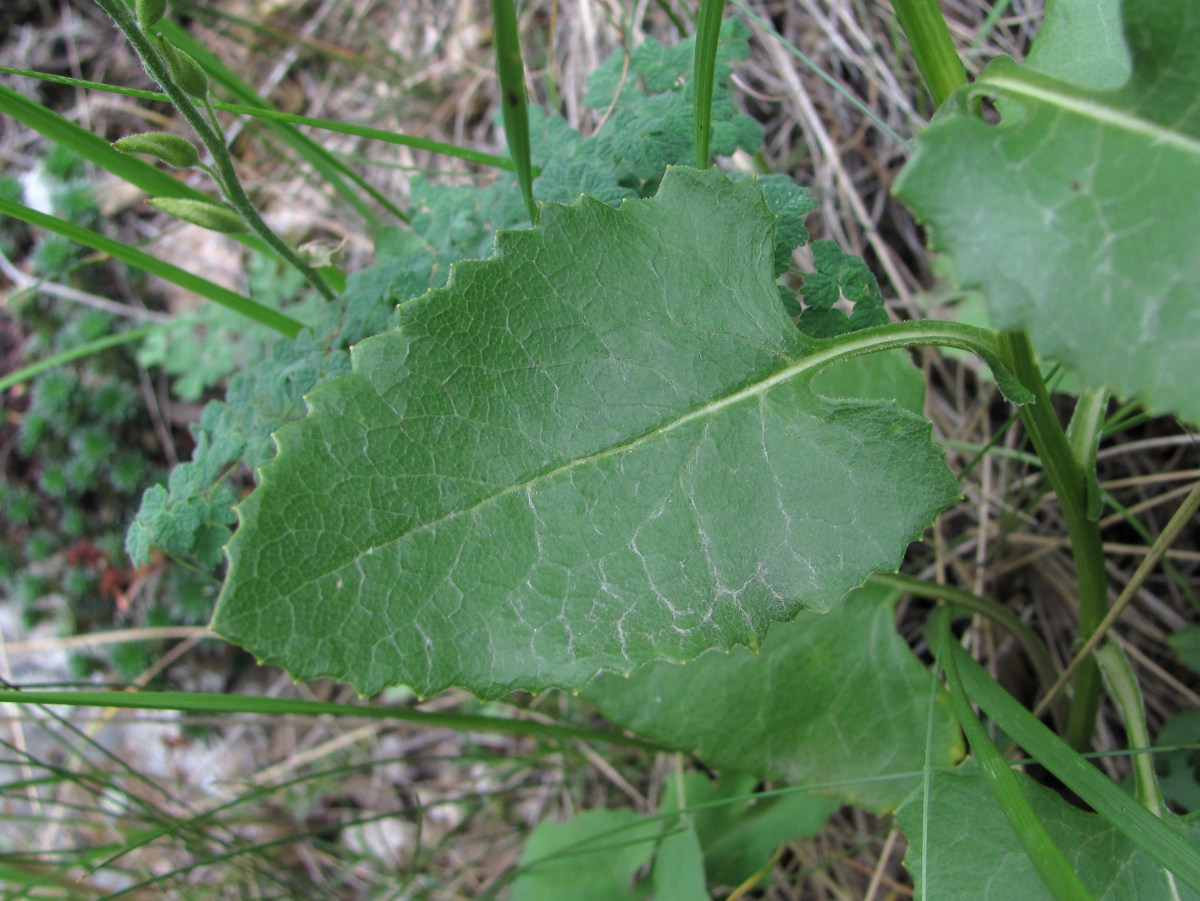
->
<box><xmin>669</xmin><ymin>772</ymin><xmax>837</xmax><ymax>888</ymax></box>
<box><xmin>213</xmin><ymin>168</ymin><xmax>959</xmax><ymax>698</ymax></box>
<box><xmin>1150</xmin><ymin>710</ymin><xmax>1200</xmax><ymax>815</ymax></box>
<box><xmin>1024</xmin><ymin>0</ymin><xmax>1130</xmax><ymax>89</ymax></box>
<box><xmin>894</xmin><ymin>0</ymin><xmax>1200</xmax><ymax>424</ymax></box>
<box><xmin>651</xmin><ymin>816</ymin><xmax>708</xmax><ymax>901</ymax></box>
<box><xmin>899</xmin><ymin>761</ymin><xmax>1200</xmax><ymax>900</ymax></box>
<box><xmin>585</xmin><ymin>583</ymin><xmax>962</xmax><ymax>814</ymax></box>
<box><xmin>509</xmin><ymin>809</ymin><xmax>659</xmax><ymax>901</ymax></box>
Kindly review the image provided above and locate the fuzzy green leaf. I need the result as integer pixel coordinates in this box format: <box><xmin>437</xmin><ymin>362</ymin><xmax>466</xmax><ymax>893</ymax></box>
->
<box><xmin>212</xmin><ymin>168</ymin><xmax>959</xmax><ymax>698</ymax></box>
<box><xmin>895</xmin><ymin>0</ymin><xmax>1200</xmax><ymax>424</ymax></box>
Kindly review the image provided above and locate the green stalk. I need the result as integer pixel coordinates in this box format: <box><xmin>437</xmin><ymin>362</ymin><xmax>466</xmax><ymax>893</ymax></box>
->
<box><xmin>692</xmin><ymin>0</ymin><xmax>726</xmax><ymax>168</ymax></box>
<box><xmin>890</xmin><ymin>0</ymin><xmax>968</xmax><ymax>108</ymax></box>
<box><xmin>1094</xmin><ymin>643</ymin><xmax>1181</xmax><ymax>901</ymax></box>
<box><xmin>1094</xmin><ymin>643</ymin><xmax>1170</xmax><ymax>819</ymax></box>
<box><xmin>492</xmin><ymin>0</ymin><xmax>537</xmax><ymax>224</ymax></box>
<box><xmin>997</xmin><ymin>331</ymin><xmax>1108</xmax><ymax>751</ymax></box>
<box><xmin>1067</xmin><ymin>385</ymin><xmax>1110</xmax><ymax>520</ymax></box>
<box><xmin>93</xmin><ymin>0</ymin><xmax>336</xmax><ymax>303</ymax></box>
<box><xmin>152</xmin><ymin>18</ymin><xmax>404</xmax><ymax>228</ymax></box>
<box><xmin>938</xmin><ymin>610</ymin><xmax>1094</xmax><ymax>901</ymax></box>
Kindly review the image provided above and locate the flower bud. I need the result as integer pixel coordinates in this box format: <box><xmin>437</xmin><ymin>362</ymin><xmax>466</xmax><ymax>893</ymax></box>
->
<box><xmin>148</xmin><ymin>197</ymin><xmax>247</xmax><ymax>234</ymax></box>
<box><xmin>112</xmin><ymin>132</ymin><xmax>200</xmax><ymax>169</ymax></box>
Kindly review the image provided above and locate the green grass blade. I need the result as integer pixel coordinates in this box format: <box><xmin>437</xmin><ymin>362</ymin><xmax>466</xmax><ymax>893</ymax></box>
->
<box><xmin>0</xmin><ymin>82</ymin><xmax>189</xmax><ymax>200</ymax></box>
<box><xmin>939</xmin><ymin>611</ymin><xmax>1094</xmax><ymax>901</ymax></box>
<box><xmin>0</xmin><ymin>325</ymin><xmax>158</xmax><ymax>393</ymax></box>
<box><xmin>0</xmin><ymin>80</ymin><xmax>282</xmax><ymax>261</ymax></box>
<box><xmin>0</xmin><ymin>198</ymin><xmax>305</xmax><ymax>337</ymax></box>
<box><xmin>492</xmin><ymin>0</ymin><xmax>537</xmax><ymax>224</ymax></box>
<box><xmin>0</xmin><ymin>688</ymin><xmax>663</xmax><ymax>751</ymax></box>
<box><xmin>151</xmin><ymin>19</ymin><xmax>401</xmax><ymax>228</ymax></box>
<box><xmin>953</xmin><ymin>641</ymin><xmax>1200</xmax><ymax>892</ymax></box>
<box><xmin>692</xmin><ymin>0</ymin><xmax>726</xmax><ymax>168</ymax></box>
<box><xmin>1</xmin><ymin>65</ymin><xmax>527</xmax><ymax>175</ymax></box>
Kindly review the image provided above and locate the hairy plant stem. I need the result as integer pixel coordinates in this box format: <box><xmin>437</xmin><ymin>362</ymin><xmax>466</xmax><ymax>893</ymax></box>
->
<box><xmin>997</xmin><ymin>331</ymin><xmax>1108</xmax><ymax>752</ymax></box>
<box><xmin>95</xmin><ymin>0</ymin><xmax>336</xmax><ymax>304</ymax></box>
<box><xmin>889</xmin><ymin>0</ymin><xmax>968</xmax><ymax>107</ymax></box>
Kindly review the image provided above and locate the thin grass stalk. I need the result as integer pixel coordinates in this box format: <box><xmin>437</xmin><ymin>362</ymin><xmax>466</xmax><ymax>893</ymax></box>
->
<box><xmin>729</xmin><ymin>1</ymin><xmax>910</xmax><ymax>148</ymax></box>
<box><xmin>692</xmin><ymin>0</ymin><xmax>726</xmax><ymax>168</ymax></box>
<box><xmin>0</xmin><ymin>688</ymin><xmax>665</xmax><ymax>751</ymax></box>
<box><xmin>0</xmin><ymin>65</ymin><xmax>530</xmax><ymax>175</ymax></box>
<box><xmin>492</xmin><ymin>0</ymin><xmax>537</xmax><ymax>224</ymax></box>
<box><xmin>953</xmin><ymin>642</ymin><xmax>1200</xmax><ymax>892</ymax></box>
<box><xmin>93</xmin><ymin>0</ymin><xmax>337</xmax><ymax>303</ymax></box>
<box><xmin>0</xmin><ymin>198</ymin><xmax>305</xmax><ymax>337</ymax></box>
<box><xmin>0</xmin><ymin>326</ymin><xmax>159</xmax><ymax>393</ymax></box>
<box><xmin>938</xmin><ymin>609</ymin><xmax>1094</xmax><ymax>901</ymax></box>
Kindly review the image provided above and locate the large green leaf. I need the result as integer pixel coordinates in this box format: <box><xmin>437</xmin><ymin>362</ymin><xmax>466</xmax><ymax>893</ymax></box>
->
<box><xmin>213</xmin><ymin>168</ymin><xmax>959</xmax><ymax>698</ymax></box>
<box><xmin>899</xmin><ymin>762</ymin><xmax>1200</xmax><ymax>900</ymax></box>
<box><xmin>585</xmin><ymin>583</ymin><xmax>963</xmax><ymax>813</ymax></box>
<box><xmin>895</xmin><ymin>0</ymin><xmax>1200</xmax><ymax>424</ymax></box>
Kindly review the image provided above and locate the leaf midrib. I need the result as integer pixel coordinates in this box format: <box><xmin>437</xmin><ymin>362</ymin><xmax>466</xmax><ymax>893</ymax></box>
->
<box><xmin>315</xmin><ymin>338</ymin><xmax>855</xmax><ymax>581</ymax></box>
<box><xmin>981</xmin><ymin>72</ymin><xmax>1200</xmax><ymax>156</ymax></box>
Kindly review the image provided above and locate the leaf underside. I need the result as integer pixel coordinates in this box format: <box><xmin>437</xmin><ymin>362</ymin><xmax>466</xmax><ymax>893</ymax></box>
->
<box><xmin>213</xmin><ymin>168</ymin><xmax>958</xmax><ymax>698</ymax></box>
<box><xmin>895</xmin><ymin>0</ymin><xmax>1200</xmax><ymax>424</ymax></box>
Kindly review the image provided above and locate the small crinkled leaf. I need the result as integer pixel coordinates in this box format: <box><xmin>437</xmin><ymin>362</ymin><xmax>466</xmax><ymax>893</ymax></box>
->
<box><xmin>584</xmin><ymin>582</ymin><xmax>962</xmax><ymax>813</ymax></box>
<box><xmin>894</xmin><ymin>0</ymin><xmax>1200</xmax><ymax>424</ymax></box>
<box><xmin>900</xmin><ymin>761</ymin><xmax>1200</xmax><ymax>900</ymax></box>
<box><xmin>213</xmin><ymin>168</ymin><xmax>959</xmax><ymax>698</ymax></box>
<box><xmin>752</xmin><ymin>174</ymin><xmax>816</xmax><ymax>276</ymax></box>
<box><xmin>795</xmin><ymin>241</ymin><xmax>889</xmax><ymax>339</ymax></box>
